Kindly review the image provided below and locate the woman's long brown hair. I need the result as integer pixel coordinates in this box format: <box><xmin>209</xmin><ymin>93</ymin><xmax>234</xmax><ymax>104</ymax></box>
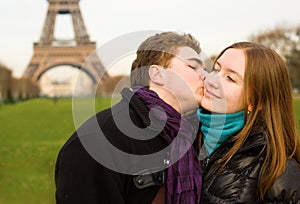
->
<box><xmin>216</xmin><ymin>42</ymin><xmax>300</xmax><ymax>200</ymax></box>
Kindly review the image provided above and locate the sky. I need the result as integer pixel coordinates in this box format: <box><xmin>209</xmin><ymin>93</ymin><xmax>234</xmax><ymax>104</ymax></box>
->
<box><xmin>0</xmin><ymin>0</ymin><xmax>299</xmax><ymax>78</ymax></box>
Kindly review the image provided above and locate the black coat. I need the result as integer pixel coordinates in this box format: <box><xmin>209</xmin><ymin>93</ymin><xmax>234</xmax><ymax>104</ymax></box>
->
<box><xmin>200</xmin><ymin>118</ymin><xmax>300</xmax><ymax>203</ymax></box>
<box><xmin>55</xmin><ymin>88</ymin><xmax>168</xmax><ymax>204</ymax></box>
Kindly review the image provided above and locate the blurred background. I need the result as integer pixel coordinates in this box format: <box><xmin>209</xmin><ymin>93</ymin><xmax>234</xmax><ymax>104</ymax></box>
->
<box><xmin>0</xmin><ymin>0</ymin><xmax>299</xmax><ymax>203</ymax></box>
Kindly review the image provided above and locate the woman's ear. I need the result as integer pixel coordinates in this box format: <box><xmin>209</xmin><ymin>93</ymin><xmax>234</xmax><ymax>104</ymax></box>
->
<box><xmin>148</xmin><ymin>65</ymin><xmax>165</xmax><ymax>86</ymax></box>
<box><xmin>248</xmin><ymin>104</ymin><xmax>253</xmax><ymax>112</ymax></box>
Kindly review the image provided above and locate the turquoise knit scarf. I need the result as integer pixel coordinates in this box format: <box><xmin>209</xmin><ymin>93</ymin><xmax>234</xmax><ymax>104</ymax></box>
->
<box><xmin>197</xmin><ymin>108</ymin><xmax>245</xmax><ymax>157</ymax></box>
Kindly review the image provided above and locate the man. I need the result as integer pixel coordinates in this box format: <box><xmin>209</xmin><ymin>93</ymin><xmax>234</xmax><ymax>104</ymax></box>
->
<box><xmin>55</xmin><ymin>31</ymin><xmax>205</xmax><ymax>204</ymax></box>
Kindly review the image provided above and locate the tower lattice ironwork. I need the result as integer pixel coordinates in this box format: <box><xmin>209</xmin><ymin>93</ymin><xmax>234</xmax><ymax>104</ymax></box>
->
<box><xmin>23</xmin><ymin>0</ymin><xmax>109</xmax><ymax>91</ymax></box>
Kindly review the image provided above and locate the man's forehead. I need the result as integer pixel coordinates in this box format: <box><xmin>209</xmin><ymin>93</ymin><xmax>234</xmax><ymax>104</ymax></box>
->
<box><xmin>176</xmin><ymin>47</ymin><xmax>202</xmax><ymax>64</ymax></box>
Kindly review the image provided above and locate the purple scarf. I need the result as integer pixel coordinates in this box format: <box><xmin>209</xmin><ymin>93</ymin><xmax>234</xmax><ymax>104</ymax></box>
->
<box><xmin>134</xmin><ymin>87</ymin><xmax>202</xmax><ymax>204</ymax></box>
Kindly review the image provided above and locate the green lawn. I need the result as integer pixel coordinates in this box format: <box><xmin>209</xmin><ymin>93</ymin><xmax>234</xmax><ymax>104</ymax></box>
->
<box><xmin>0</xmin><ymin>97</ymin><xmax>299</xmax><ymax>204</ymax></box>
<box><xmin>0</xmin><ymin>97</ymin><xmax>116</xmax><ymax>204</ymax></box>
<box><xmin>294</xmin><ymin>98</ymin><xmax>300</xmax><ymax>130</ymax></box>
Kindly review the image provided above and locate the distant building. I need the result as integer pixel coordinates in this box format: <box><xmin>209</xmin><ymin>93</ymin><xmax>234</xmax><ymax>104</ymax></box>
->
<box><xmin>39</xmin><ymin>73</ymin><xmax>94</xmax><ymax>97</ymax></box>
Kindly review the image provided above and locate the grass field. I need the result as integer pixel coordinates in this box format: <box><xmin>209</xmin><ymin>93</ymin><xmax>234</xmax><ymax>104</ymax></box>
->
<box><xmin>0</xmin><ymin>97</ymin><xmax>116</xmax><ymax>204</ymax></box>
<box><xmin>0</xmin><ymin>97</ymin><xmax>300</xmax><ymax>204</ymax></box>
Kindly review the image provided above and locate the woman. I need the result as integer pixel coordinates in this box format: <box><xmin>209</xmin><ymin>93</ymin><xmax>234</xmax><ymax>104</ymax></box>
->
<box><xmin>198</xmin><ymin>42</ymin><xmax>300</xmax><ymax>203</ymax></box>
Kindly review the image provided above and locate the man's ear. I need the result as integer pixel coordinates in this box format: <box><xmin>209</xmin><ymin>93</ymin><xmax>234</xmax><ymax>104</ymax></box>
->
<box><xmin>148</xmin><ymin>65</ymin><xmax>165</xmax><ymax>85</ymax></box>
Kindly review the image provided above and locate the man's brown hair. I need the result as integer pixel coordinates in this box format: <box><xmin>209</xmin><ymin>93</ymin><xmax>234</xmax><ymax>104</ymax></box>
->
<box><xmin>130</xmin><ymin>32</ymin><xmax>201</xmax><ymax>87</ymax></box>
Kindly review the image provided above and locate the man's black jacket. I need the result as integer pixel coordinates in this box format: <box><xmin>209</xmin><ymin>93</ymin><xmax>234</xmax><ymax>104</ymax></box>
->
<box><xmin>55</xmin><ymin>88</ymin><xmax>168</xmax><ymax>204</ymax></box>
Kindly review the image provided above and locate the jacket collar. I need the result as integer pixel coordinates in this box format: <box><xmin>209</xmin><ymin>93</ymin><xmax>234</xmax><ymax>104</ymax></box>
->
<box><xmin>204</xmin><ymin>115</ymin><xmax>267</xmax><ymax>160</ymax></box>
<box><xmin>121</xmin><ymin>87</ymin><xmax>151</xmax><ymax>127</ymax></box>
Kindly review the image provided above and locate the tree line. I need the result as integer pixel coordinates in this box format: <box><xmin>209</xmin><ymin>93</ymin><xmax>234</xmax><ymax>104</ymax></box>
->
<box><xmin>249</xmin><ymin>24</ymin><xmax>300</xmax><ymax>92</ymax></box>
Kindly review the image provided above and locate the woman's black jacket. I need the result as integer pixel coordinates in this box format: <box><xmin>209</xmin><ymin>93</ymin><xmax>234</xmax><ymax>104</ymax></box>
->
<box><xmin>200</xmin><ymin>119</ymin><xmax>300</xmax><ymax>203</ymax></box>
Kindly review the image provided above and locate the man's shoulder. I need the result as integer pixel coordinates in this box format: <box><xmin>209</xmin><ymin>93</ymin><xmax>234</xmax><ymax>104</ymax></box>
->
<box><xmin>56</xmin><ymin>104</ymin><xmax>117</xmax><ymax>158</ymax></box>
<box><xmin>95</xmin><ymin>99</ymin><xmax>129</xmax><ymax>125</ymax></box>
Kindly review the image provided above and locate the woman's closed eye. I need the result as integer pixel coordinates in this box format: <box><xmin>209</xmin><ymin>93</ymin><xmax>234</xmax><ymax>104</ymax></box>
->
<box><xmin>227</xmin><ymin>75</ymin><xmax>236</xmax><ymax>82</ymax></box>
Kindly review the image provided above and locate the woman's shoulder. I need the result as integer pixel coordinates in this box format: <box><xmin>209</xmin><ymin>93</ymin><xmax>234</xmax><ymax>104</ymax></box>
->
<box><xmin>264</xmin><ymin>159</ymin><xmax>300</xmax><ymax>203</ymax></box>
<box><xmin>236</xmin><ymin>130</ymin><xmax>266</xmax><ymax>155</ymax></box>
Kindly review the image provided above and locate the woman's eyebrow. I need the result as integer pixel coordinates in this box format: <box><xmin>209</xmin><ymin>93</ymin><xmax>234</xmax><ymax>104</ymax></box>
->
<box><xmin>215</xmin><ymin>61</ymin><xmax>243</xmax><ymax>80</ymax></box>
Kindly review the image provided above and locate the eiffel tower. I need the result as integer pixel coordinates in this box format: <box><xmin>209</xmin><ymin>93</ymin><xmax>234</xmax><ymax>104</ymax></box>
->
<box><xmin>23</xmin><ymin>0</ymin><xmax>109</xmax><ymax>92</ymax></box>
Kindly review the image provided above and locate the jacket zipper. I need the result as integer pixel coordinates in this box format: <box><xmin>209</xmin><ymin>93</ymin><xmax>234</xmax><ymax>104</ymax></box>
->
<box><xmin>202</xmin><ymin>157</ymin><xmax>210</xmax><ymax>168</ymax></box>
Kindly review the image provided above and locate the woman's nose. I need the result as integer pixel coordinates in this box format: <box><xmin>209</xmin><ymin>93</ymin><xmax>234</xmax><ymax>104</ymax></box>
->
<box><xmin>205</xmin><ymin>72</ymin><xmax>220</xmax><ymax>89</ymax></box>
